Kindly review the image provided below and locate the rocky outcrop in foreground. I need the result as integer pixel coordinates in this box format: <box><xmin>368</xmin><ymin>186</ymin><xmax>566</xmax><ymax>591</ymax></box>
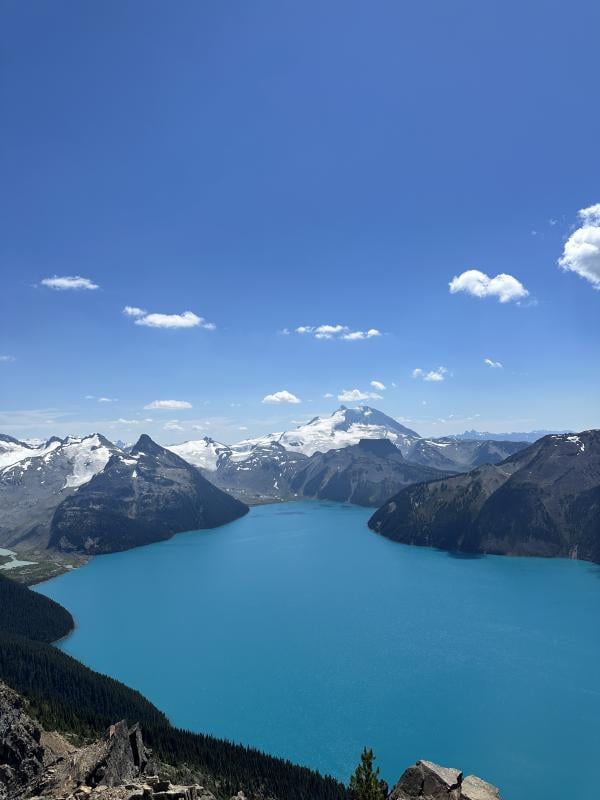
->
<box><xmin>0</xmin><ymin>682</ymin><xmax>215</xmax><ymax>800</ymax></box>
<box><xmin>0</xmin><ymin>681</ymin><xmax>502</xmax><ymax>800</ymax></box>
<box><xmin>390</xmin><ymin>760</ymin><xmax>500</xmax><ymax>799</ymax></box>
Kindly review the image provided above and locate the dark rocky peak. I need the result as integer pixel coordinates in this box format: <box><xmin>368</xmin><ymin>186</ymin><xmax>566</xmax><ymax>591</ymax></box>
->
<box><xmin>131</xmin><ymin>434</ymin><xmax>167</xmax><ymax>458</ymax></box>
<box><xmin>356</xmin><ymin>438</ymin><xmax>402</xmax><ymax>458</ymax></box>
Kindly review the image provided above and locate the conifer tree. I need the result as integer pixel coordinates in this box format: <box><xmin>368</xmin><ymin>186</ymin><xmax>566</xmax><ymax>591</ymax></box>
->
<box><xmin>348</xmin><ymin>747</ymin><xmax>388</xmax><ymax>800</ymax></box>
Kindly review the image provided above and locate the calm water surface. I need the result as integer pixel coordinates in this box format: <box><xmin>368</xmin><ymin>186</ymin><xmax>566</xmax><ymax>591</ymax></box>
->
<box><xmin>39</xmin><ymin>502</ymin><xmax>600</xmax><ymax>799</ymax></box>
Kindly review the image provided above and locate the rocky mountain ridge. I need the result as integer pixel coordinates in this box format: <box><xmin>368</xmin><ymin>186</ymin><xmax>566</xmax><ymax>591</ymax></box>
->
<box><xmin>0</xmin><ymin>434</ymin><xmax>247</xmax><ymax>557</ymax></box>
<box><xmin>369</xmin><ymin>429</ymin><xmax>600</xmax><ymax>562</ymax></box>
<box><xmin>48</xmin><ymin>435</ymin><xmax>248</xmax><ymax>555</ymax></box>
<box><xmin>167</xmin><ymin>407</ymin><xmax>530</xmax><ymax>504</ymax></box>
<box><xmin>288</xmin><ymin>439</ymin><xmax>453</xmax><ymax>507</ymax></box>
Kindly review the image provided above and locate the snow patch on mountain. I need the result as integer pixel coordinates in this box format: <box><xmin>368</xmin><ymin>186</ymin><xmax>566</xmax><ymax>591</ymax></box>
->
<box><xmin>168</xmin><ymin>437</ymin><xmax>231</xmax><ymax>471</ymax></box>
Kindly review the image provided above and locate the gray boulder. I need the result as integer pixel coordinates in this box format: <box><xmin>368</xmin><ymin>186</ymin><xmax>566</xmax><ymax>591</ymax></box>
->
<box><xmin>389</xmin><ymin>760</ymin><xmax>501</xmax><ymax>800</ymax></box>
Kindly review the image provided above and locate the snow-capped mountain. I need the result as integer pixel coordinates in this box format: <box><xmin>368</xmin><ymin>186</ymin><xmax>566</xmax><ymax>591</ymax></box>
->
<box><xmin>167</xmin><ymin>406</ymin><xmax>533</xmax><ymax>503</ymax></box>
<box><xmin>49</xmin><ymin>435</ymin><xmax>247</xmax><ymax>554</ymax></box>
<box><xmin>236</xmin><ymin>405</ymin><xmax>421</xmax><ymax>457</ymax></box>
<box><xmin>0</xmin><ymin>434</ymin><xmax>117</xmax><ymax>489</ymax></box>
<box><xmin>169</xmin><ymin>406</ymin><xmax>422</xmax><ymax>470</ymax></box>
<box><xmin>0</xmin><ymin>432</ymin><xmax>247</xmax><ymax>553</ymax></box>
<box><xmin>0</xmin><ymin>434</ymin><xmax>122</xmax><ymax>548</ymax></box>
<box><xmin>169</xmin><ymin>436</ymin><xmax>232</xmax><ymax>471</ymax></box>
<box><xmin>0</xmin><ymin>434</ymin><xmax>59</xmax><ymax>471</ymax></box>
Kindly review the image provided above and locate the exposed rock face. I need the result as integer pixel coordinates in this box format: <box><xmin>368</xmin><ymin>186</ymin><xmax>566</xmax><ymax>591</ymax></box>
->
<box><xmin>0</xmin><ymin>682</ymin><xmax>46</xmax><ymax>800</ymax></box>
<box><xmin>290</xmin><ymin>439</ymin><xmax>454</xmax><ymax>507</ymax></box>
<box><xmin>370</xmin><ymin>429</ymin><xmax>600</xmax><ymax>562</ymax></box>
<box><xmin>0</xmin><ymin>681</ymin><xmax>216</xmax><ymax>800</ymax></box>
<box><xmin>211</xmin><ymin>441</ymin><xmax>309</xmax><ymax>503</ymax></box>
<box><xmin>389</xmin><ymin>760</ymin><xmax>501</xmax><ymax>800</ymax></box>
<box><xmin>49</xmin><ymin>435</ymin><xmax>248</xmax><ymax>554</ymax></box>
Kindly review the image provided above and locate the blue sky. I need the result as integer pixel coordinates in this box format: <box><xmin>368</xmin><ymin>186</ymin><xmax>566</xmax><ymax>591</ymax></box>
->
<box><xmin>1</xmin><ymin>0</ymin><xmax>599</xmax><ymax>444</ymax></box>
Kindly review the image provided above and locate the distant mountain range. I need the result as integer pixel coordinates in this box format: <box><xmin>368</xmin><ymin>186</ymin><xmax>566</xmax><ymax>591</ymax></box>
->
<box><xmin>169</xmin><ymin>406</ymin><xmax>530</xmax><ymax>503</ymax></box>
<box><xmin>449</xmin><ymin>429</ymin><xmax>572</xmax><ymax>442</ymax></box>
<box><xmin>2</xmin><ymin>405</ymin><xmax>589</xmax><ymax>563</ymax></box>
<box><xmin>369</xmin><ymin>430</ymin><xmax>600</xmax><ymax>563</ymax></box>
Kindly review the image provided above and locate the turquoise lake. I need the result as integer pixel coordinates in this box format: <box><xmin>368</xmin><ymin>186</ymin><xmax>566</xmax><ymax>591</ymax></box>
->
<box><xmin>38</xmin><ymin>501</ymin><xmax>600</xmax><ymax>799</ymax></box>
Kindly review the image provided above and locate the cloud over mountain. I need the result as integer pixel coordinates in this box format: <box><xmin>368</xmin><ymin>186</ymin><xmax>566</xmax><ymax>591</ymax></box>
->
<box><xmin>337</xmin><ymin>388</ymin><xmax>383</xmax><ymax>402</ymax></box>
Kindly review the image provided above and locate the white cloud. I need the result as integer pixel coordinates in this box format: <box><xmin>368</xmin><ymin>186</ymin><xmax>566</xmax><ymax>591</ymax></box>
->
<box><xmin>114</xmin><ymin>418</ymin><xmax>153</xmax><ymax>425</ymax></box>
<box><xmin>144</xmin><ymin>400</ymin><xmax>193</xmax><ymax>410</ymax></box>
<box><xmin>123</xmin><ymin>306</ymin><xmax>146</xmax><ymax>317</ymax></box>
<box><xmin>123</xmin><ymin>307</ymin><xmax>216</xmax><ymax>329</ymax></box>
<box><xmin>294</xmin><ymin>324</ymin><xmax>381</xmax><ymax>341</ymax></box>
<box><xmin>558</xmin><ymin>203</ymin><xmax>600</xmax><ymax>288</ymax></box>
<box><xmin>449</xmin><ymin>269</ymin><xmax>529</xmax><ymax>303</ymax></box>
<box><xmin>262</xmin><ymin>390</ymin><xmax>301</xmax><ymax>405</ymax></box>
<box><xmin>164</xmin><ymin>420</ymin><xmax>184</xmax><ymax>431</ymax></box>
<box><xmin>341</xmin><ymin>329</ymin><xmax>381</xmax><ymax>341</ymax></box>
<box><xmin>83</xmin><ymin>395</ymin><xmax>117</xmax><ymax>403</ymax></box>
<box><xmin>323</xmin><ymin>392</ymin><xmax>335</xmax><ymax>398</ymax></box>
<box><xmin>337</xmin><ymin>388</ymin><xmax>383</xmax><ymax>402</ymax></box>
<box><xmin>41</xmin><ymin>275</ymin><xmax>99</xmax><ymax>291</ymax></box>
<box><xmin>0</xmin><ymin>355</ymin><xmax>15</xmax><ymax>363</ymax></box>
<box><xmin>370</xmin><ymin>380</ymin><xmax>386</xmax><ymax>390</ymax></box>
<box><xmin>412</xmin><ymin>367</ymin><xmax>448</xmax><ymax>382</ymax></box>
<box><xmin>484</xmin><ymin>358</ymin><xmax>503</xmax><ymax>369</ymax></box>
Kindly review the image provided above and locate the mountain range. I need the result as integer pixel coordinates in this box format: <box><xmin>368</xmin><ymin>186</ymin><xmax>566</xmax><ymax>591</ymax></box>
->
<box><xmin>2</xmin><ymin>405</ymin><xmax>588</xmax><ymax>565</ymax></box>
<box><xmin>168</xmin><ymin>406</ymin><xmax>530</xmax><ymax>503</ymax></box>
<box><xmin>0</xmin><ymin>433</ymin><xmax>247</xmax><ymax>557</ymax></box>
<box><xmin>49</xmin><ymin>435</ymin><xmax>248</xmax><ymax>554</ymax></box>
<box><xmin>369</xmin><ymin>430</ymin><xmax>600</xmax><ymax>562</ymax></box>
<box><xmin>449</xmin><ymin>429</ymin><xmax>573</xmax><ymax>442</ymax></box>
